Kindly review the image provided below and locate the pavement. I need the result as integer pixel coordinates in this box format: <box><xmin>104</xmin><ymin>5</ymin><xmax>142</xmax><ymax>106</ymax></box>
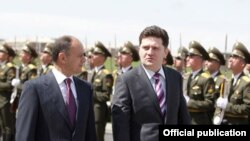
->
<box><xmin>105</xmin><ymin>122</ymin><xmax>113</xmax><ymax>141</ymax></box>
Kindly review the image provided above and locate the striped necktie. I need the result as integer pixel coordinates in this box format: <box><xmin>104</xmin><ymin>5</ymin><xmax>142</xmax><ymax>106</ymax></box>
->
<box><xmin>153</xmin><ymin>72</ymin><xmax>166</xmax><ymax>117</ymax></box>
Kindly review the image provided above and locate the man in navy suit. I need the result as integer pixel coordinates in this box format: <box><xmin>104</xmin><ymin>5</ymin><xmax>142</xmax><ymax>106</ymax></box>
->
<box><xmin>112</xmin><ymin>25</ymin><xmax>191</xmax><ymax>141</ymax></box>
<box><xmin>15</xmin><ymin>35</ymin><xmax>97</xmax><ymax>141</ymax></box>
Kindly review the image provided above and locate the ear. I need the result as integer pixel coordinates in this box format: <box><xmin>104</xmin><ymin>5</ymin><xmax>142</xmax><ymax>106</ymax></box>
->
<box><xmin>58</xmin><ymin>52</ymin><xmax>66</xmax><ymax>64</ymax></box>
<box><xmin>164</xmin><ymin>48</ymin><xmax>169</xmax><ymax>58</ymax></box>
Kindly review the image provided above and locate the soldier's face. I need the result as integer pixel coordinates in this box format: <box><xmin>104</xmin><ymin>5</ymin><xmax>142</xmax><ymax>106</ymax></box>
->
<box><xmin>0</xmin><ymin>52</ymin><xmax>8</xmax><ymax>62</ymax></box>
<box><xmin>228</xmin><ymin>55</ymin><xmax>245</xmax><ymax>73</ymax></box>
<box><xmin>119</xmin><ymin>53</ymin><xmax>133</xmax><ymax>67</ymax></box>
<box><xmin>139</xmin><ymin>37</ymin><xmax>168</xmax><ymax>72</ymax></box>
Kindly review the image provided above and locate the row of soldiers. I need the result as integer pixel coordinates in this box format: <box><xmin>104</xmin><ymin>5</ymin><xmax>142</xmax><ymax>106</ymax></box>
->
<box><xmin>171</xmin><ymin>41</ymin><xmax>250</xmax><ymax>125</ymax></box>
<box><xmin>1</xmin><ymin>38</ymin><xmax>250</xmax><ymax>140</ymax></box>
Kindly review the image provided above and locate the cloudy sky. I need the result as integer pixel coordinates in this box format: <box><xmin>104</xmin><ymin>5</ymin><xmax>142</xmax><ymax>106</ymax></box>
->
<box><xmin>0</xmin><ymin>0</ymin><xmax>249</xmax><ymax>53</ymax></box>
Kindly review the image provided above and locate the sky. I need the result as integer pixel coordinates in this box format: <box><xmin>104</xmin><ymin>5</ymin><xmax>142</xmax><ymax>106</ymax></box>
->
<box><xmin>0</xmin><ymin>0</ymin><xmax>249</xmax><ymax>54</ymax></box>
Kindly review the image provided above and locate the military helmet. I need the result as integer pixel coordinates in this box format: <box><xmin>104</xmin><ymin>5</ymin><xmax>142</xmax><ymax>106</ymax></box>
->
<box><xmin>208</xmin><ymin>47</ymin><xmax>225</xmax><ymax>65</ymax></box>
<box><xmin>119</xmin><ymin>41</ymin><xmax>140</xmax><ymax>61</ymax></box>
<box><xmin>22</xmin><ymin>42</ymin><xmax>38</xmax><ymax>58</ymax></box>
<box><xmin>231</xmin><ymin>41</ymin><xmax>250</xmax><ymax>63</ymax></box>
<box><xmin>188</xmin><ymin>40</ymin><xmax>209</xmax><ymax>60</ymax></box>
<box><xmin>92</xmin><ymin>41</ymin><xmax>111</xmax><ymax>57</ymax></box>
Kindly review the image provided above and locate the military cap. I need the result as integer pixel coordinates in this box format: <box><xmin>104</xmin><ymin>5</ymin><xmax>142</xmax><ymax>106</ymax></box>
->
<box><xmin>0</xmin><ymin>43</ymin><xmax>16</xmax><ymax>57</ymax></box>
<box><xmin>208</xmin><ymin>47</ymin><xmax>225</xmax><ymax>65</ymax></box>
<box><xmin>175</xmin><ymin>46</ymin><xmax>188</xmax><ymax>59</ymax></box>
<box><xmin>231</xmin><ymin>41</ymin><xmax>250</xmax><ymax>63</ymax></box>
<box><xmin>22</xmin><ymin>42</ymin><xmax>38</xmax><ymax>58</ymax></box>
<box><xmin>119</xmin><ymin>41</ymin><xmax>140</xmax><ymax>61</ymax></box>
<box><xmin>188</xmin><ymin>40</ymin><xmax>209</xmax><ymax>60</ymax></box>
<box><xmin>86</xmin><ymin>48</ymin><xmax>94</xmax><ymax>58</ymax></box>
<box><xmin>42</xmin><ymin>42</ymin><xmax>54</xmax><ymax>55</ymax></box>
<box><xmin>166</xmin><ymin>51</ymin><xmax>174</xmax><ymax>65</ymax></box>
<box><xmin>92</xmin><ymin>41</ymin><xmax>111</xmax><ymax>57</ymax></box>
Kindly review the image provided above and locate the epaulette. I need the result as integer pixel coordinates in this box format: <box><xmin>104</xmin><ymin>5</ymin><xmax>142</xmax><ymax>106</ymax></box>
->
<box><xmin>218</xmin><ymin>74</ymin><xmax>226</xmax><ymax>80</ymax></box>
<box><xmin>6</xmin><ymin>62</ymin><xmax>14</xmax><ymax>68</ymax></box>
<box><xmin>201</xmin><ymin>72</ymin><xmax>210</xmax><ymax>78</ymax></box>
<box><xmin>242</xmin><ymin>76</ymin><xmax>250</xmax><ymax>82</ymax></box>
<box><xmin>48</xmin><ymin>65</ymin><xmax>54</xmax><ymax>69</ymax></box>
<box><xmin>28</xmin><ymin>64</ymin><xmax>37</xmax><ymax>70</ymax></box>
<box><xmin>102</xmin><ymin>69</ymin><xmax>110</xmax><ymax>75</ymax></box>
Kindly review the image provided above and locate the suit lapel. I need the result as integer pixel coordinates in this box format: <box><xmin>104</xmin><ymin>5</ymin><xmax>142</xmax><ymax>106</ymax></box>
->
<box><xmin>137</xmin><ymin>65</ymin><xmax>163</xmax><ymax>117</ymax></box>
<box><xmin>44</xmin><ymin>71</ymin><xmax>72</xmax><ymax>129</ymax></box>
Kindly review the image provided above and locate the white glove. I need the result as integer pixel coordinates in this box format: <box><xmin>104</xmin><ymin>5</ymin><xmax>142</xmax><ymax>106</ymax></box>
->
<box><xmin>184</xmin><ymin>95</ymin><xmax>190</xmax><ymax>103</ymax></box>
<box><xmin>11</xmin><ymin>78</ymin><xmax>20</xmax><ymax>87</ymax></box>
<box><xmin>216</xmin><ymin>97</ymin><xmax>228</xmax><ymax>109</ymax></box>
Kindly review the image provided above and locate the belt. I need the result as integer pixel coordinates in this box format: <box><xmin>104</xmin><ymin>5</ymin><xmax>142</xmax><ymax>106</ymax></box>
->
<box><xmin>188</xmin><ymin>109</ymin><xmax>206</xmax><ymax>113</ymax></box>
<box><xmin>225</xmin><ymin>114</ymin><xmax>248</xmax><ymax>119</ymax></box>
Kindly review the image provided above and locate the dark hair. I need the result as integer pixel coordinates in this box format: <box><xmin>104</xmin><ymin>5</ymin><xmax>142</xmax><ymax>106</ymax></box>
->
<box><xmin>139</xmin><ymin>25</ymin><xmax>169</xmax><ymax>48</ymax></box>
<box><xmin>52</xmin><ymin>35</ymin><xmax>73</xmax><ymax>62</ymax></box>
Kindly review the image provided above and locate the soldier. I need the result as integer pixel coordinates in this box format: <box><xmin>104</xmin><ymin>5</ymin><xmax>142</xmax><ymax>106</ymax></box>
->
<box><xmin>173</xmin><ymin>46</ymin><xmax>188</xmax><ymax>74</ymax></box>
<box><xmin>11</xmin><ymin>42</ymin><xmax>38</xmax><ymax>113</ymax></box>
<box><xmin>38</xmin><ymin>42</ymin><xmax>54</xmax><ymax>76</ymax></box>
<box><xmin>184</xmin><ymin>40</ymin><xmax>215</xmax><ymax>124</ymax></box>
<box><xmin>0</xmin><ymin>44</ymin><xmax>16</xmax><ymax>141</ymax></box>
<box><xmin>91</xmin><ymin>41</ymin><xmax>113</xmax><ymax>141</ymax></box>
<box><xmin>113</xmin><ymin>41</ymin><xmax>139</xmax><ymax>80</ymax></box>
<box><xmin>205</xmin><ymin>47</ymin><xmax>226</xmax><ymax>100</ymax></box>
<box><xmin>216</xmin><ymin>41</ymin><xmax>250</xmax><ymax>125</ymax></box>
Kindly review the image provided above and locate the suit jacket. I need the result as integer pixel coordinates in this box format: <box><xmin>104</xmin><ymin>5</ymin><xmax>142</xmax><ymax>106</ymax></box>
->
<box><xmin>112</xmin><ymin>65</ymin><xmax>190</xmax><ymax>141</ymax></box>
<box><xmin>15</xmin><ymin>71</ymin><xmax>96</xmax><ymax>141</ymax></box>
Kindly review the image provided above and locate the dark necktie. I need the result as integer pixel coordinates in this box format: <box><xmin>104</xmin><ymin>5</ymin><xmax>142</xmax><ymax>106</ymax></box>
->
<box><xmin>153</xmin><ymin>72</ymin><xmax>166</xmax><ymax>117</ymax></box>
<box><xmin>65</xmin><ymin>78</ymin><xmax>77</xmax><ymax>128</ymax></box>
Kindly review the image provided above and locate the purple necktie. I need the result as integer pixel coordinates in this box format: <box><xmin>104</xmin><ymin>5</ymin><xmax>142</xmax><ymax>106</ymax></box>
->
<box><xmin>65</xmin><ymin>78</ymin><xmax>77</xmax><ymax>127</ymax></box>
<box><xmin>153</xmin><ymin>72</ymin><xmax>166</xmax><ymax>117</ymax></box>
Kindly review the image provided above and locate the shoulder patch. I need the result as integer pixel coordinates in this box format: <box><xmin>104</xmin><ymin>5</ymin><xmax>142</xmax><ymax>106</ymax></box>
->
<box><xmin>242</xmin><ymin>76</ymin><xmax>250</xmax><ymax>82</ymax></box>
<box><xmin>28</xmin><ymin>64</ymin><xmax>37</xmax><ymax>70</ymax></box>
<box><xmin>6</xmin><ymin>62</ymin><xmax>14</xmax><ymax>68</ymax></box>
<box><xmin>201</xmin><ymin>72</ymin><xmax>210</xmax><ymax>78</ymax></box>
<box><xmin>102</xmin><ymin>69</ymin><xmax>110</xmax><ymax>74</ymax></box>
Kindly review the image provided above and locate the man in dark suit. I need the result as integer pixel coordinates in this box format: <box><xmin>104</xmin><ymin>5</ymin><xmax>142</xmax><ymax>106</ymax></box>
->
<box><xmin>15</xmin><ymin>35</ymin><xmax>97</xmax><ymax>141</ymax></box>
<box><xmin>112</xmin><ymin>25</ymin><xmax>191</xmax><ymax>141</ymax></box>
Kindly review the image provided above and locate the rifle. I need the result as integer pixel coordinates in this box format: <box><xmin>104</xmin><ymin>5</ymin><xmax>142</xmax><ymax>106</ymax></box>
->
<box><xmin>10</xmin><ymin>66</ymin><xmax>20</xmax><ymax>113</ymax></box>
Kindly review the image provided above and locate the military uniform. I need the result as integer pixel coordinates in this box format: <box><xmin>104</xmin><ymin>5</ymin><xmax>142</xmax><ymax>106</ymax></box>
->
<box><xmin>76</xmin><ymin>66</ymin><xmax>88</xmax><ymax>80</ymax></box>
<box><xmin>173</xmin><ymin>46</ymin><xmax>188</xmax><ymax>74</ymax></box>
<box><xmin>38</xmin><ymin>42</ymin><xmax>54</xmax><ymax>76</ymax></box>
<box><xmin>185</xmin><ymin>41</ymin><xmax>215</xmax><ymax>124</ymax></box>
<box><xmin>11</xmin><ymin>43</ymin><xmax>38</xmax><ymax>113</ymax></box>
<box><xmin>0</xmin><ymin>44</ymin><xmax>16</xmax><ymax>141</ymax></box>
<box><xmin>220</xmin><ymin>42</ymin><xmax>250</xmax><ymax>124</ymax></box>
<box><xmin>91</xmin><ymin>42</ymin><xmax>113</xmax><ymax>141</ymax></box>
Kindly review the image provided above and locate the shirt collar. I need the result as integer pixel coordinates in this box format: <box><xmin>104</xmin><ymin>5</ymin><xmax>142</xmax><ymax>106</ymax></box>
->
<box><xmin>52</xmin><ymin>68</ymin><xmax>73</xmax><ymax>85</ymax></box>
<box><xmin>142</xmin><ymin>65</ymin><xmax>166</xmax><ymax>80</ymax></box>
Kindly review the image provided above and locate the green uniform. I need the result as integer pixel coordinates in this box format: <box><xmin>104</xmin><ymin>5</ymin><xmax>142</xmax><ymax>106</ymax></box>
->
<box><xmin>223</xmin><ymin>73</ymin><xmax>250</xmax><ymax>124</ymax></box>
<box><xmin>186</xmin><ymin>70</ymin><xmax>215</xmax><ymax>124</ymax></box>
<box><xmin>38</xmin><ymin>63</ymin><xmax>54</xmax><ymax>76</ymax></box>
<box><xmin>92</xmin><ymin>67</ymin><xmax>113</xmax><ymax>141</ymax></box>
<box><xmin>0</xmin><ymin>62</ymin><xmax>16</xmax><ymax>140</ymax></box>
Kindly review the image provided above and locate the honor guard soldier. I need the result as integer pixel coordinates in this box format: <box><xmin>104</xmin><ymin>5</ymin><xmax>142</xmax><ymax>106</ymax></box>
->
<box><xmin>11</xmin><ymin>42</ymin><xmax>38</xmax><ymax>113</ymax></box>
<box><xmin>205</xmin><ymin>47</ymin><xmax>226</xmax><ymax>100</ymax></box>
<box><xmin>113</xmin><ymin>41</ymin><xmax>139</xmax><ymax>82</ymax></box>
<box><xmin>0</xmin><ymin>44</ymin><xmax>16</xmax><ymax>141</ymax></box>
<box><xmin>216</xmin><ymin>41</ymin><xmax>250</xmax><ymax>125</ymax></box>
<box><xmin>184</xmin><ymin>40</ymin><xmax>215</xmax><ymax>124</ymax></box>
<box><xmin>173</xmin><ymin>46</ymin><xmax>188</xmax><ymax>74</ymax></box>
<box><xmin>38</xmin><ymin>42</ymin><xmax>54</xmax><ymax>76</ymax></box>
<box><xmin>91</xmin><ymin>41</ymin><xmax>114</xmax><ymax>141</ymax></box>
